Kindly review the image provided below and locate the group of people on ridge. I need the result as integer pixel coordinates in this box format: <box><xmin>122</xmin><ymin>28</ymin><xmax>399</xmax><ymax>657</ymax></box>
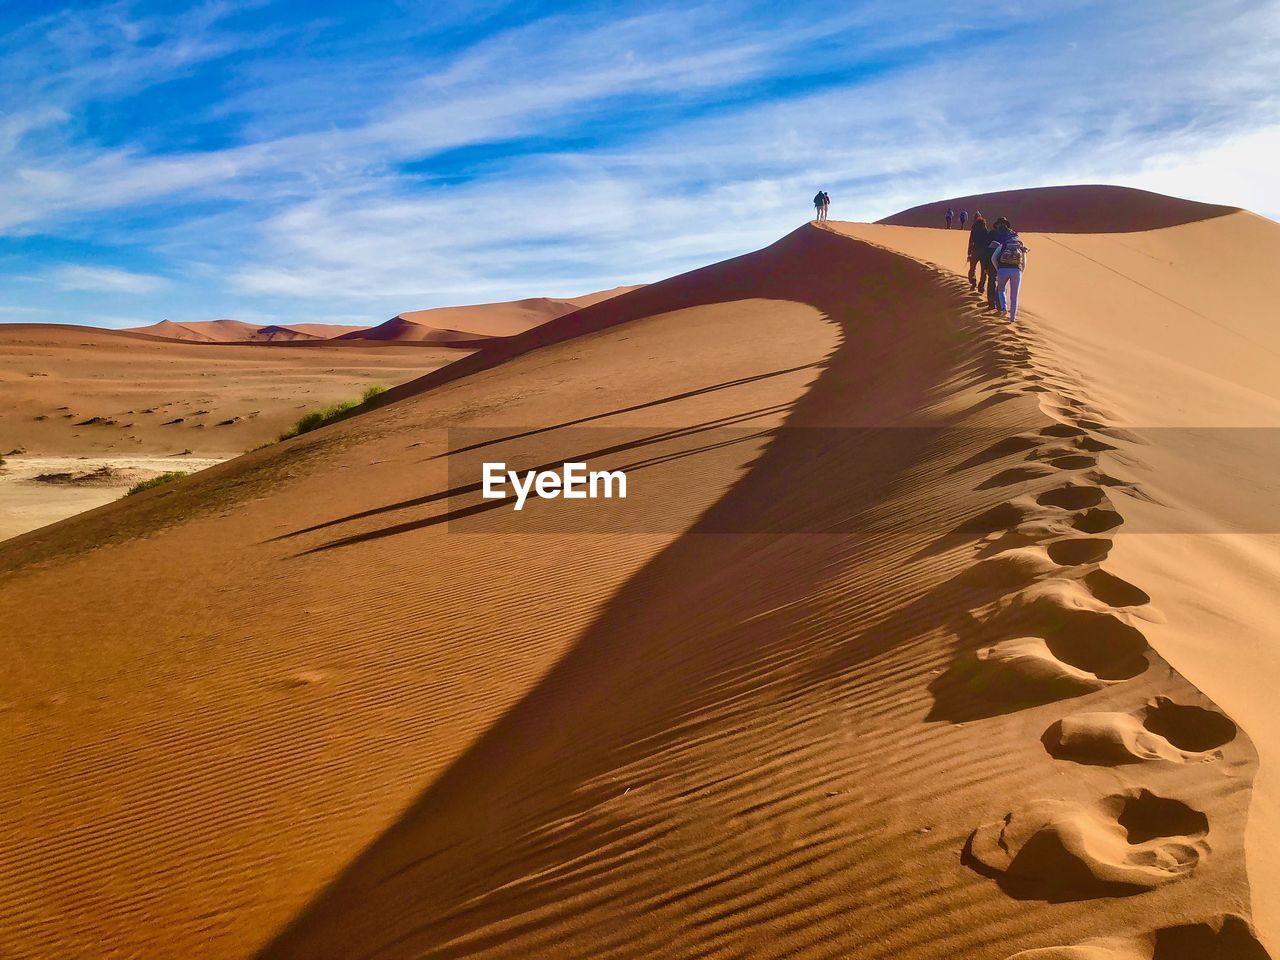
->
<box><xmin>965</xmin><ymin>210</ymin><xmax>1028</xmax><ymax>322</ymax></box>
<box><xmin>806</xmin><ymin>190</ymin><xmax>1027</xmax><ymax>323</ymax></box>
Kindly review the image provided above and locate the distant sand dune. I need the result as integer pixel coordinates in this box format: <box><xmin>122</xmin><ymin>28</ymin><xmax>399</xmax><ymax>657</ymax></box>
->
<box><xmin>879</xmin><ymin>184</ymin><xmax>1239</xmax><ymax>233</ymax></box>
<box><xmin>337</xmin><ymin>285</ymin><xmax>643</xmax><ymax>343</ymax></box>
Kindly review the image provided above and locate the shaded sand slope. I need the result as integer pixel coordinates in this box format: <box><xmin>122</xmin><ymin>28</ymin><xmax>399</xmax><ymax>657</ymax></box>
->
<box><xmin>833</xmin><ymin>199</ymin><xmax>1280</xmax><ymax>953</ymax></box>
<box><xmin>0</xmin><ymin>217</ymin><xmax>1270</xmax><ymax>958</ymax></box>
<box><xmin>0</xmin><ymin>233</ymin><xmax>839</xmax><ymax>957</ymax></box>
<box><xmin>879</xmin><ymin>184</ymin><xmax>1239</xmax><ymax>232</ymax></box>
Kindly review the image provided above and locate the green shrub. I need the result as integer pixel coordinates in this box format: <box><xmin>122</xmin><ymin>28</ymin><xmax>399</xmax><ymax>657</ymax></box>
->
<box><xmin>278</xmin><ymin>384</ymin><xmax>389</xmax><ymax>441</ymax></box>
<box><xmin>127</xmin><ymin>471</ymin><xmax>188</xmax><ymax>496</ymax></box>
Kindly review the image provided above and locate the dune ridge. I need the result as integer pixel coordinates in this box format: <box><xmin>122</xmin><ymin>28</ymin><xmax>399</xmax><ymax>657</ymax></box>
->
<box><xmin>878</xmin><ymin>184</ymin><xmax>1240</xmax><ymax>233</ymax></box>
<box><xmin>125</xmin><ymin>318</ymin><xmax>340</xmax><ymax>342</ymax></box>
<box><xmin>337</xmin><ymin>285</ymin><xmax>644</xmax><ymax>344</ymax></box>
<box><xmin>0</xmin><ymin>189</ymin><xmax>1274</xmax><ymax>958</ymax></box>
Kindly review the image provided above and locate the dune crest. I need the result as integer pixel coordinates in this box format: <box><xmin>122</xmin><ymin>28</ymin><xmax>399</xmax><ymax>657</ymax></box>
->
<box><xmin>879</xmin><ymin>184</ymin><xmax>1239</xmax><ymax>233</ymax></box>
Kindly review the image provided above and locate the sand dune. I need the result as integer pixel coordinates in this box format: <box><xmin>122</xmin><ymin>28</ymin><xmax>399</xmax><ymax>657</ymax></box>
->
<box><xmin>339</xmin><ymin>285</ymin><xmax>643</xmax><ymax>344</ymax></box>
<box><xmin>127</xmin><ymin>319</ymin><xmax>373</xmax><ymax>341</ymax></box>
<box><xmin>830</xmin><ymin>192</ymin><xmax>1280</xmax><ymax>948</ymax></box>
<box><xmin>879</xmin><ymin>184</ymin><xmax>1240</xmax><ymax>232</ymax></box>
<box><xmin>0</xmin><ymin>188</ymin><xmax>1275</xmax><ymax>959</ymax></box>
<box><xmin>128</xmin><ymin>287</ymin><xmax>641</xmax><ymax>346</ymax></box>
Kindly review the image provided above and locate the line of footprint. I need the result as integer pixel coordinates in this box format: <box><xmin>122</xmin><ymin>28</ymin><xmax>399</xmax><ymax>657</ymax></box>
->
<box><xmin>938</xmin><ymin>289</ymin><xmax>1270</xmax><ymax>958</ymax></box>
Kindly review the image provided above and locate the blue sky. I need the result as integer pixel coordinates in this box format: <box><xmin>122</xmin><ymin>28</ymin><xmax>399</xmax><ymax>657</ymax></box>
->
<box><xmin>2</xmin><ymin>0</ymin><xmax>1278</xmax><ymax>328</ymax></box>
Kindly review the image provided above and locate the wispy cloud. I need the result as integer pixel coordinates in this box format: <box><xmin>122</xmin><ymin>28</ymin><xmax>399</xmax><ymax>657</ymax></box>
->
<box><xmin>1</xmin><ymin>0</ymin><xmax>1278</xmax><ymax>324</ymax></box>
<box><xmin>47</xmin><ymin>264</ymin><xmax>169</xmax><ymax>294</ymax></box>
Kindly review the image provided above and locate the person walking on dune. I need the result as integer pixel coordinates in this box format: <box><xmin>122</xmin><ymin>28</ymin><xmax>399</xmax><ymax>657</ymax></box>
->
<box><xmin>967</xmin><ymin>214</ymin><xmax>990</xmax><ymax>293</ymax></box>
<box><xmin>946</xmin><ymin>207</ymin><xmax>954</xmax><ymax>229</ymax></box>
<box><xmin>959</xmin><ymin>210</ymin><xmax>967</xmax><ymax>229</ymax></box>
<box><xmin>983</xmin><ymin>216</ymin><xmax>1002</xmax><ymax>311</ymax></box>
<box><xmin>988</xmin><ymin>217</ymin><xmax>1029</xmax><ymax>322</ymax></box>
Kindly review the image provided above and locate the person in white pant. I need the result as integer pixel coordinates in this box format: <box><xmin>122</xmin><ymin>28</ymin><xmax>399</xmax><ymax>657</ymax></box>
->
<box><xmin>986</xmin><ymin>217</ymin><xmax>1029</xmax><ymax>322</ymax></box>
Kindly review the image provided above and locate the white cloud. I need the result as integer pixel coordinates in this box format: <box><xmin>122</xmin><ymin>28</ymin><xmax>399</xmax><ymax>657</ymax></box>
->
<box><xmin>47</xmin><ymin>265</ymin><xmax>170</xmax><ymax>294</ymax></box>
<box><xmin>1114</xmin><ymin>125</ymin><xmax>1280</xmax><ymax>220</ymax></box>
<box><xmin>3</xmin><ymin>0</ymin><xmax>1279</xmax><ymax>321</ymax></box>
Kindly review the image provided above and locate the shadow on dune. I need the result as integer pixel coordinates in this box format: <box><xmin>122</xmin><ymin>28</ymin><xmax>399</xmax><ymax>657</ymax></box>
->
<box><xmin>289</xmin><ymin>413</ymin><xmax>783</xmax><ymax>552</ymax></box>
<box><xmin>269</xmin><ymin>361</ymin><xmax>831</xmax><ymax>546</ymax></box>
<box><xmin>258</xmin><ymin>229</ymin><xmax>1020</xmax><ymax>959</ymax></box>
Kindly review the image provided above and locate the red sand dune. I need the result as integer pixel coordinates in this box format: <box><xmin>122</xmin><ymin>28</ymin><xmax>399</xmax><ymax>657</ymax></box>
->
<box><xmin>128</xmin><ymin>288</ymin><xmax>640</xmax><ymax>346</ymax></box>
<box><xmin>0</xmin><ymin>187</ymin><xmax>1276</xmax><ymax>960</ymax></box>
<box><xmin>879</xmin><ymin>183</ymin><xmax>1240</xmax><ymax>233</ymax></box>
<box><xmin>340</xmin><ymin>285</ymin><xmax>643</xmax><ymax>344</ymax></box>
<box><xmin>283</xmin><ymin>323</ymin><xmax>372</xmax><ymax>338</ymax></box>
<box><xmin>127</xmin><ymin>319</ymin><xmax>373</xmax><ymax>342</ymax></box>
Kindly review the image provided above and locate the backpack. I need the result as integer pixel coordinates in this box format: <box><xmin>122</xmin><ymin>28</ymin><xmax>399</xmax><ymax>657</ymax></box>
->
<box><xmin>998</xmin><ymin>235</ymin><xmax>1026</xmax><ymax>268</ymax></box>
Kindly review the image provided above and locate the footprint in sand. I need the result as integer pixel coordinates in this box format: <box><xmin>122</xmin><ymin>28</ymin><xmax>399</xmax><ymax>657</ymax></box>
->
<box><xmin>979</xmin><ymin>536</ymin><xmax>1112</xmax><ymax>583</ymax></box>
<box><xmin>1072</xmin><ymin>507</ymin><xmax>1123</xmax><ymax>534</ymax></box>
<box><xmin>1040</xmin><ymin>424</ymin><xmax>1088</xmax><ymax>439</ymax></box>
<box><xmin>1043</xmin><ymin>698</ymin><xmax>1237</xmax><ymax>765</ymax></box>
<box><xmin>1080</xmin><ymin>570</ymin><xmax>1150</xmax><ymax>607</ymax></box>
<box><xmin>956</xmin><ymin>582</ymin><xmax>1150</xmax><ymax>705</ymax></box>
<box><xmin>1038</xmin><ymin>484</ymin><xmax>1107</xmax><ymax>510</ymax></box>
<box><xmin>1002</xmin><ymin>913</ymin><xmax>1270</xmax><ymax>958</ymax></box>
<box><xmin>1045</xmin><ymin>537</ymin><xmax>1112</xmax><ymax>566</ymax></box>
<box><xmin>968</xmin><ymin>789</ymin><xmax>1208</xmax><ymax>899</ymax></box>
<box><xmin>977</xmin><ymin>465</ymin><xmax>1060</xmax><ymax>489</ymax></box>
<box><xmin>964</xmin><ymin>620</ymin><xmax>1148</xmax><ymax>703</ymax></box>
<box><xmin>1030</xmin><ymin>437</ymin><xmax>1118</xmax><ymax>461</ymax></box>
<box><xmin>1047</xmin><ymin>454</ymin><xmax>1097</xmax><ymax>470</ymax></box>
<box><xmin>997</xmin><ymin>576</ymin><xmax>1151</xmax><ymax>623</ymax></box>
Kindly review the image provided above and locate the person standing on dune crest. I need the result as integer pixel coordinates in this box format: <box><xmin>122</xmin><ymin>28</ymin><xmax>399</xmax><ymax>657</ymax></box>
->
<box><xmin>814</xmin><ymin>190</ymin><xmax>828</xmax><ymax>221</ymax></box>
<box><xmin>988</xmin><ymin>217</ymin><xmax>1029</xmax><ymax>322</ymax></box>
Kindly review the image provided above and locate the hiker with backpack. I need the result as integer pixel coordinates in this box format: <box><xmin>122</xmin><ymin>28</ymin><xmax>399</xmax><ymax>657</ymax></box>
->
<box><xmin>987</xmin><ymin>217</ymin><xmax>1029</xmax><ymax>322</ymax></box>
<box><xmin>946</xmin><ymin>208</ymin><xmax>954</xmax><ymax>229</ymax></box>
<box><xmin>967</xmin><ymin>214</ymin><xmax>991</xmax><ymax>293</ymax></box>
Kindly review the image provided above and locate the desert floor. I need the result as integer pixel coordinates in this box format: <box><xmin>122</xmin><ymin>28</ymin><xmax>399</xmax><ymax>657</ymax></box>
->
<box><xmin>0</xmin><ymin>324</ymin><xmax>464</xmax><ymax>537</ymax></box>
